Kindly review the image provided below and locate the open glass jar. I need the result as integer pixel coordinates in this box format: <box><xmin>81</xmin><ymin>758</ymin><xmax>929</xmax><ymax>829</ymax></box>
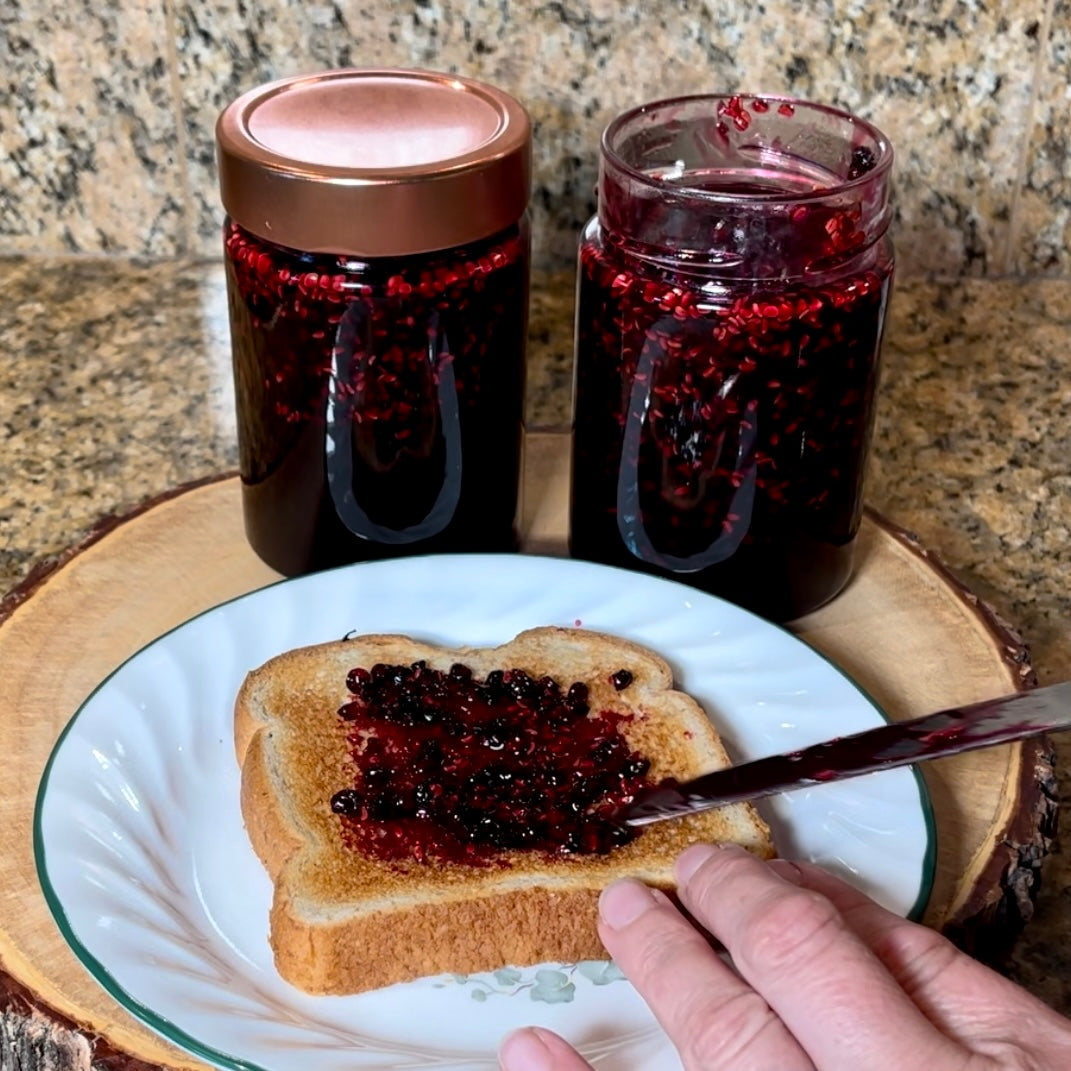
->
<box><xmin>217</xmin><ymin>70</ymin><xmax>531</xmax><ymax>575</ymax></box>
<box><xmin>571</xmin><ymin>95</ymin><xmax>894</xmax><ymax>621</ymax></box>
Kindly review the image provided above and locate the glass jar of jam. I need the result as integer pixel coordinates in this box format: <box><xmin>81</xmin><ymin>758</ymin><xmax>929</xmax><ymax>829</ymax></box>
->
<box><xmin>571</xmin><ymin>95</ymin><xmax>894</xmax><ymax>621</ymax></box>
<box><xmin>217</xmin><ymin>70</ymin><xmax>531</xmax><ymax>575</ymax></box>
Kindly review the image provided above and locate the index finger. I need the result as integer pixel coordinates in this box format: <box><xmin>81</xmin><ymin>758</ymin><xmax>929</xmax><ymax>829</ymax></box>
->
<box><xmin>675</xmin><ymin>844</ymin><xmax>969</xmax><ymax>1070</ymax></box>
<box><xmin>596</xmin><ymin>879</ymin><xmax>814</xmax><ymax>1070</ymax></box>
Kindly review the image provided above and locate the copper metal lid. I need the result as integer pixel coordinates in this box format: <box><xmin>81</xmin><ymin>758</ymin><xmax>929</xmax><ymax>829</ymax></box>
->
<box><xmin>216</xmin><ymin>69</ymin><xmax>531</xmax><ymax>257</ymax></box>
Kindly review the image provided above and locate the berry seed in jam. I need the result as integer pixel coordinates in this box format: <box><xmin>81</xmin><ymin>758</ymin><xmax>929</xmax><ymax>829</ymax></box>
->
<box><xmin>571</xmin><ymin>95</ymin><xmax>894</xmax><ymax>622</ymax></box>
<box><xmin>330</xmin><ymin>660</ymin><xmax>654</xmax><ymax>866</ymax></box>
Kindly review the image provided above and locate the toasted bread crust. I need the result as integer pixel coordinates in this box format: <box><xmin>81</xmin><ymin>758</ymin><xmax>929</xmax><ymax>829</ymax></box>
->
<box><xmin>272</xmin><ymin>885</ymin><xmax>613</xmax><ymax>994</ymax></box>
<box><xmin>240</xmin><ymin>729</ymin><xmax>305</xmax><ymax>881</ymax></box>
<box><xmin>236</xmin><ymin>627</ymin><xmax>774</xmax><ymax>993</ymax></box>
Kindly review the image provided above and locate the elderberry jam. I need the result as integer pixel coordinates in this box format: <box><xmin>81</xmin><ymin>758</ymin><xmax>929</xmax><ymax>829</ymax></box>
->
<box><xmin>225</xmin><ymin>220</ymin><xmax>528</xmax><ymax>572</ymax></box>
<box><xmin>571</xmin><ymin>95</ymin><xmax>894</xmax><ymax>621</ymax></box>
<box><xmin>217</xmin><ymin>70</ymin><xmax>531</xmax><ymax>574</ymax></box>
<box><xmin>330</xmin><ymin>660</ymin><xmax>654</xmax><ymax>866</ymax></box>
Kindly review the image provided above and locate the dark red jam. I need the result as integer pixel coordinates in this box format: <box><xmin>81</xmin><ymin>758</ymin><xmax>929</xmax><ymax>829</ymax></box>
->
<box><xmin>571</xmin><ymin>96</ymin><xmax>893</xmax><ymax>622</ymax></box>
<box><xmin>224</xmin><ymin>219</ymin><xmax>529</xmax><ymax>576</ymax></box>
<box><xmin>571</xmin><ymin>207</ymin><xmax>891</xmax><ymax>622</ymax></box>
<box><xmin>329</xmin><ymin>660</ymin><xmax>654</xmax><ymax>866</ymax></box>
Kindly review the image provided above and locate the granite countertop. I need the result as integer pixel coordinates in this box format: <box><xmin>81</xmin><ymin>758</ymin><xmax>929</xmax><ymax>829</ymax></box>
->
<box><xmin>3</xmin><ymin>258</ymin><xmax>1071</xmax><ymax>1014</ymax></box>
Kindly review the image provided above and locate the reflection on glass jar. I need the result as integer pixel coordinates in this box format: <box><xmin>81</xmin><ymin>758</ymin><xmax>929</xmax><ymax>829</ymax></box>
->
<box><xmin>217</xmin><ymin>70</ymin><xmax>531</xmax><ymax>576</ymax></box>
<box><xmin>571</xmin><ymin>95</ymin><xmax>894</xmax><ymax>621</ymax></box>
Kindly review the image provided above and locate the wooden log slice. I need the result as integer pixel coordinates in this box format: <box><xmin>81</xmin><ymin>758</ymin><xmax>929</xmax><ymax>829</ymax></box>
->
<box><xmin>0</xmin><ymin>433</ymin><xmax>1055</xmax><ymax>1070</ymax></box>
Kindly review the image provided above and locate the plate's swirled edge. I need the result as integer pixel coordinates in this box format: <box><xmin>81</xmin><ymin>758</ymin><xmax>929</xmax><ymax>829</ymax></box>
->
<box><xmin>774</xmin><ymin>642</ymin><xmax>937</xmax><ymax>923</ymax></box>
<box><xmin>33</xmin><ymin>553</ymin><xmax>937</xmax><ymax>1071</ymax></box>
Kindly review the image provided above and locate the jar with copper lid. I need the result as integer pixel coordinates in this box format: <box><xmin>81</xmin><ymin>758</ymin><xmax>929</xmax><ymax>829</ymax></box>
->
<box><xmin>217</xmin><ymin>69</ymin><xmax>531</xmax><ymax>576</ymax></box>
<box><xmin>571</xmin><ymin>95</ymin><xmax>893</xmax><ymax>621</ymax></box>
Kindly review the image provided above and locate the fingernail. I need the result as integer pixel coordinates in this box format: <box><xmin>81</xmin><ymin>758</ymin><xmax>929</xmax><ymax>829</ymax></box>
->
<box><xmin>599</xmin><ymin>878</ymin><xmax>658</xmax><ymax>929</ymax></box>
<box><xmin>768</xmin><ymin>858</ymin><xmax>804</xmax><ymax>885</ymax></box>
<box><xmin>499</xmin><ymin>1027</ymin><xmax>555</xmax><ymax>1071</ymax></box>
<box><xmin>675</xmin><ymin>841</ymin><xmax>736</xmax><ymax>885</ymax></box>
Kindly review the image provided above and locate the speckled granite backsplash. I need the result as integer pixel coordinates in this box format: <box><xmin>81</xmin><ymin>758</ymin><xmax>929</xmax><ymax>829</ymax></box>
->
<box><xmin>3</xmin><ymin>0</ymin><xmax>1071</xmax><ymax>275</ymax></box>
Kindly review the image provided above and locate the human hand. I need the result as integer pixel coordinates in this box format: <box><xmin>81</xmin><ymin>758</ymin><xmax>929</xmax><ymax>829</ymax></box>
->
<box><xmin>499</xmin><ymin>843</ymin><xmax>1071</xmax><ymax>1070</ymax></box>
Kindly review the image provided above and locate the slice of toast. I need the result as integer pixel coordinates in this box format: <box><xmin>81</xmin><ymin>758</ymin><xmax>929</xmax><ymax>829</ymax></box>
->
<box><xmin>235</xmin><ymin>626</ymin><xmax>774</xmax><ymax>994</ymax></box>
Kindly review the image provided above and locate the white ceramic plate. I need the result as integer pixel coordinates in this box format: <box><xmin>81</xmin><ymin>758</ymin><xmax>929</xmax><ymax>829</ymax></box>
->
<box><xmin>36</xmin><ymin>555</ymin><xmax>934</xmax><ymax>1071</ymax></box>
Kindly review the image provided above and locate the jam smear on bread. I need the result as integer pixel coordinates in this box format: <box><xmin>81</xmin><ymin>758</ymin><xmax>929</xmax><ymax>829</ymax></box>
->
<box><xmin>330</xmin><ymin>660</ymin><xmax>654</xmax><ymax>865</ymax></box>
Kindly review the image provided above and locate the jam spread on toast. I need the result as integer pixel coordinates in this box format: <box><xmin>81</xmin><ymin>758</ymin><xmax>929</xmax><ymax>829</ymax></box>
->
<box><xmin>330</xmin><ymin>660</ymin><xmax>654</xmax><ymax>865</ymax></box>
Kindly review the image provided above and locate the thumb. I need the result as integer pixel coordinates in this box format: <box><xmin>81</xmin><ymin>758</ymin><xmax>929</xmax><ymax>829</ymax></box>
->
<box><xmin>499</xmin><ymin>1027</ymin><xmax>595</xmax><ymax>1070</ymax></box>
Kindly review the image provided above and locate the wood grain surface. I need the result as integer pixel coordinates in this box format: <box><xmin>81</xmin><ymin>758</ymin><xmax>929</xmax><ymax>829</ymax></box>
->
<box><xmin>0</xmin><ymin>431</ymin><xmax>1054</xmax><ymax>1071</ymax></box>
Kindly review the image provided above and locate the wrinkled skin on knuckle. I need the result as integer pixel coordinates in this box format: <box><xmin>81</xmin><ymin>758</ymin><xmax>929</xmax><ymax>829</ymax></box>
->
<box><xmin>738</xmin><ymin>888</ymin><xmax>848</xmax><ymax>977</ymax></box>
<box><xmin>678</xmin><ymin>989</ymin><xmax>789</xmax><ymax>1070</ymax></box>
<box><xmin>964</xmin><ymin>1048</ymin><xmax>1047</xmax><ymax>1071</ymax></box>
<box><xmin>620</xmin><ymin>919</ymin><xmax>701</xmax><ymax>996</ymax></box>
<box><xmin>968</xmin><ymin>1024</ymin><xmax>1071</xmax><ymax>1070</ymax></box>
<box><xmin>868</xmin><ymin>920</ymin><xmax>960</xmax><ymax>996</ymax></box>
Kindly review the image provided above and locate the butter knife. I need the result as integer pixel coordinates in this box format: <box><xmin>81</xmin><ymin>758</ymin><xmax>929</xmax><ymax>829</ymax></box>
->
<box><xmin>622</xmin><ymin>682</ymin><xmax>1071</xmax><ymax>827</ymax></box>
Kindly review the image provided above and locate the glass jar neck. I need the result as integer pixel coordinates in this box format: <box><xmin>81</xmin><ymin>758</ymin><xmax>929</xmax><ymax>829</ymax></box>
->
<box><xmin>597</xmin><ymin>95</ymin><xmax>893</xmax><ymax>281</ymax></box>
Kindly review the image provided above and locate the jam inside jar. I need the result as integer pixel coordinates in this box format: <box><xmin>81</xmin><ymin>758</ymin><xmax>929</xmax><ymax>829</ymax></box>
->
<box><xmin>216</xmin><ymin>69</ymin><xmax>532</xmax><ymax>576</ymax></box>
<box><xmin>225</xmin><ymin>219</ymin><xmax>529</xmax><ymax>574</ymax></box>
<box><xmin>571</xmin><ymin>95</ymin><xmax>895</xmax><ymax>621</ymax></box>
